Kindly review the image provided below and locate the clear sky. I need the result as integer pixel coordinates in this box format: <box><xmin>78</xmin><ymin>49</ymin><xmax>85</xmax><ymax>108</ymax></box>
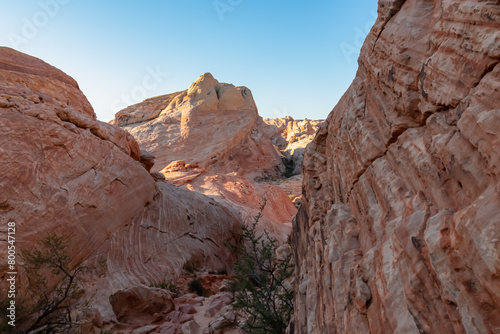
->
<box><xmin>0</xmin><ymin>0</ymin><xmax>378</xmax><ymax>122</ymax></box>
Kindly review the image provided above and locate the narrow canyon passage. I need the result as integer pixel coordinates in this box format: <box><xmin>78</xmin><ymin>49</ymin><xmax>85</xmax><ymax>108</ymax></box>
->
<box><xmin>1</xmin><ymin>0</ymin><xmax>499</xmax><ymax>333</ymax></box>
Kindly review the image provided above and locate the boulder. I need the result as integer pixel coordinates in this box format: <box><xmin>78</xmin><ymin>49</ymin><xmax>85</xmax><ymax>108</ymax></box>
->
<box><xmin>109</xmin><ymin>286</ymin><xmax>174</xmax><ymax>325</ymax></box>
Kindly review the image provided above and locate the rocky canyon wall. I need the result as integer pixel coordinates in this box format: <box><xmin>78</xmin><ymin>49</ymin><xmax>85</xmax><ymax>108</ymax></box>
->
<box><xmin>0</xmin><ymin>48</ymin><xmax>241</xmax><ymax>320</ymax></box>
<box><xmin>293</xmin><ymin>1</ymin><xmax>500</xmax><ymax>333</ymax></box>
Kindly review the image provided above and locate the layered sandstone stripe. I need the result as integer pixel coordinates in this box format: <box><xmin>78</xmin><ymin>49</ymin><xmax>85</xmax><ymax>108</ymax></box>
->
<box><xmin>293</xmin><ymin>1</ymin><xmax>500</xmax><ymax>333</ymax></box>
<box><xmin>0</xmin><ymin>48</ymin><xmax>241</xmax><ymax>319</ymax></box>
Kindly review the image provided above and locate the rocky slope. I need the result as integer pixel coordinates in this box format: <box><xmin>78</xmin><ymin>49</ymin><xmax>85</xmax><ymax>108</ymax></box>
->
<box><xmin>112</xmin><ymin>74</ymin><xmax>297</xmax><ymax>241</ymax></box>
<box><xmin>0</xmin><ymin>48</ymin><xmax>242</xmax><ymax>328</ymax></box>
<box><xmin>293</xmin><ymin>1</ymin><xmax>500</xmax><ymax>333</ymax></box>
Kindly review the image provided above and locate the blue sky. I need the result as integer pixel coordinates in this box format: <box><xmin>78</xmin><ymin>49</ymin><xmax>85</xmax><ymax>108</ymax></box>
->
<box><xmin>0</xmin><ymin>0</ymin><xmax>378</xmax><ymax>121</ymax></box>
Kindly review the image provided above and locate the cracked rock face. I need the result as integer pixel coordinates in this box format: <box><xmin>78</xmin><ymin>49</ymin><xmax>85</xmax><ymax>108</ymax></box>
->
<box><xmin>293</xmin><ymin>1</ymin><xmax>500</xmax><ymax>333</ymax></box>
<box><xmin>0</xmin><ymin>48</ymin><xmax>241</xmax><ymax>319</ymax></box>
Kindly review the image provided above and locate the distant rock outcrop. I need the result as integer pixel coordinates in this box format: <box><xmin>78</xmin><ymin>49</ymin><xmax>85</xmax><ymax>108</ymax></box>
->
<box><xmin>293</xmin><ymin>1</ymin><xmax>500</xmax><ymax>333</ymax></box>
<box><xmin>112</xmin><ymin>74</ymin><xmax>297</xmax><ymax>241</ymax></box>
<box><xmin>112</xmin><ymin>73</ymin><xmax>282</xmax><ymax>180</ymax></box>
<box><xmin>0</xmin><ymin>48</ymin><xmax>241</xmax><ymax>324</ymax></box>
<box><xmin>261</xmin><ymin>117</ymin><xmax>324</xmax><ymax>207</ymax></box>
<box><xmin>264</xmin><ymin>116</ymin><xmax>324</xmax><ymax>175</ymax></box>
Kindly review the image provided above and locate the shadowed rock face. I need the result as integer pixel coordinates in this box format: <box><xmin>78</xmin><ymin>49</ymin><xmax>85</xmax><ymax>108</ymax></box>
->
<box><xmin>0</xmin><ymin>48</ymin><xmax>241</xmax><ymax>319</ymax></box>
<box><xmin>293</xmin><ymin>1</ymin><xmax>500</xmax><ymax>333</ymax></box>
<box><xmin>109</xmin><ymin>286</ymin><xmax>175</xmax><ymax>325</ymax></box>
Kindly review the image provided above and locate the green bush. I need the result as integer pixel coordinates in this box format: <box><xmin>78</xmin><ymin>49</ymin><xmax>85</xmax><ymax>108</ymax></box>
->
<box><xmin>229</xmin><ymin>202</ymin><xmax>294</xmax><ymax>334</ymax></box>
<box><xmin>149</xmin><ymin>278</ymin><xmax>179</xmax><ymax>296</ymax></box>
<box><xmin>19</xmin><ymin>233</ymin><xmax>86</xmax><ymax>333</ymax></box>
<box><xmin>188</xmin><ymin>279</ymin><xmax>205</xmax><ymax>296</ymax></box>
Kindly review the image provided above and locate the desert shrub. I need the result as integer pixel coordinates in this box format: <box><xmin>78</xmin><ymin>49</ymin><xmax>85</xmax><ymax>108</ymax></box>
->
<box><xmin>187</xmin><ymin>279</ymin><xmax>205</xmax><ymax>296</ymax></box>
<box><xmin>229</xmin><ymin>202</ymin><xmax>294</xmax><ymax>334</ymax></box>
<box><xmin>149</xmin><ymin>278</ymin><xmax>179</xmax><ymax>296</ymax></box>
<box><xmin>19</xmin><ymin>233</ymin><xmax>87</xmax><ymax>333</ymax></box>
<box><xmin>281</xmin><ymin>157</ymin><xmax>295</xmax><ymax>178</ymax></box>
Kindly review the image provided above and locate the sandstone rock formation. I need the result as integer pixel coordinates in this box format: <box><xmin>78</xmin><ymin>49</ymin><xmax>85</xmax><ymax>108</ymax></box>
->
<box><xmin>293</xmin><ymin>1</ymin><xmax>500</xmax><ymax>333</ymax></box>
<box><xmin>264</xmin><ymin>116</ymin><xmax>323</xmax><ymax>176</ymax></box>
<box><xmin>94</xmin><ymin>280</ymin><xmax>243</xmax><ymax>333</ymax></box>
<box><xmin>112</xmin><ymin>74</ymin><xmax>297</xmax><ymax>242</ymax></box>
<box><xmin>112</xmin><ymin>73</ymin><xmax>283</xmax><ymax>180</ymax></box>
<box><xmin>261</xmin><ymin>117</ymin><xmax>324</xmax><ymax>207</ymax></box>
<box><xmin>0</xmin><ymin>47</ymin><xmax>241</xmax><ymax>327</ymax></box>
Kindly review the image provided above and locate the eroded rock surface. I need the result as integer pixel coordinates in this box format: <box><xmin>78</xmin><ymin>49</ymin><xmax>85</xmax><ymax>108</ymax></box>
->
<box><xmin>99</xmin><ymin>280</ymin><xmax>244</xmax><ymax>333</ymax></box>
<box><xmin>112</xmin><ymin>74</ymin><xmax>296</xmax><ymax>241</ymax></box>
<box><xmin>261</xmin><ymin>117</ymin><xmax>324</xmax><ymax>206</ymax></box>
<box><xmin>264</xmin><ymin>116</ymin><xmax>323</xmax><ymax>176</ymax></box>
<box><xmin>109</xmin><ymin>286</ymin><xmax>175</xmax><ymax>325</ymax></box>
<box><xmin>112</xmin><ymin>73</ymin><xmax>282</xmax><ymax>180</ymax></box>
<box><xmin>293</xmin><ymin>1</ymin><xmax>500</xmax><ymax>333</ymax></box>
<box><xmin>0</xmin><ymin>48</ymin><xmax>241</xmax><ymax>324</ymax></box>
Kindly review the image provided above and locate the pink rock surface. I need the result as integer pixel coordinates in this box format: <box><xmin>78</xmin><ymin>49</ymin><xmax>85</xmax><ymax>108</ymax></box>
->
<box><xmin>159</xmin><ymin>322</ymin><xmax>177</xmax><ymax>334</ymax></box>
<box><xmin>293</xmin><ymin>1</ymin><xmax>500</xmax><ymax>333</ymax></box>
<box><xmin>185</xmin><ymin>173</ymin><xmax>295</xmax><ymax>242</ymax></box>
<box><xmin>179</xmin><ymin>304</ymin><xmax>197</xmax><ymax>315</ymax></box>
<box><xmin>264</xmin><ymin>116</ymin><xmax>323</xmax><ymax>154</ymax></box>
<box><xmin>112</xmin><ymin>73</ymin><xmax>283</xmax><ymax>180</ymax></box>
<box><xmin>0</xmin><ymin>48</ymin><xmax>241</xmax><ymax>322</ymax></box>
<box><xmin>111</xmin><ymin>74</ymin><xmax>295</xmax><ymax>241</ymax></box>
<box><xmin>165</xmin><ymin>310</ymin><xmax>194</xmax><ymax>324</ymax></box>
<box><xmin>0</xmin><ymin>46</ymin><xmax>95</xmax><ymax>119</ymax></box>
<box><xmin>261</xmin><ymin>117</ymin><xmax>324</xmax><ymax>203</ymax></box>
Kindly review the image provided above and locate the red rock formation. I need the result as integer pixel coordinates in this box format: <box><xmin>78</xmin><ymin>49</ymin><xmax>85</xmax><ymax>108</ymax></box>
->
<box><xmin>112</xmin><ymin>74</ymin><xmax>297</xmax><ymax>242</ymax></box>
<box><xmin>112</xmin><ymin>73</ymin><xmax>283</xmax><ymax>180</ymax></box>
<box><xmin>264</xmin><ymin>116</ymin><xmax>323</xmax><ymax>153</ymax></box>
<box><xmin>293</xmin><ymin>1</ymin><xmax>500</xmax><ymax>333</ymax></box>
<box><xmin>0</xmin><ymin>48</ymin><xmax>241</xmax><ymax>323</ymax></box>
<box><xmin>109</xmin><ymin>286</ymin><xmax>175</xmax><ymax>325</ymax></box>
<box><xmin>264</xmin><ymin>117</ymin><xmax>323</xmax><ymax>175</ymax></box>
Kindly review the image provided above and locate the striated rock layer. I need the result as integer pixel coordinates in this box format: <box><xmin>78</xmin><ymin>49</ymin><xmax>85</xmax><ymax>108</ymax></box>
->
<box><xmin>112</xmin><ymin>74</ymin><xmax>297</xmax><ymax>241</ymax></box>
<box><xmin>293</xmin><ymin>1</ymin><xmax>500</xmax><ymax>333</ymax></box>
<box><xmin>0</xmin><ymin>48</ymin><xmax>241</xmax><ymax>320</ymax></box>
